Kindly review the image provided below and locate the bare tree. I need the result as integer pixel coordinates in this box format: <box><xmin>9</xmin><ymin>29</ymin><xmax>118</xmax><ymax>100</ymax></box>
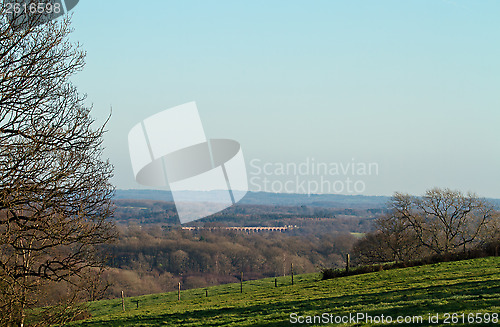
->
<box><xmin>352</xmin><ymin>231</ymin><xmax>395</xmax><ymax>264</ymax></box>
<box><xmin>354</xmin><ymin>188</ymin><xmax>499</xmax><ymax>264</ymax></box>
<box><xmin>0</xmin><ymin>3</ymin><xmax>115</xmax><ymax>326</ymax></box>
<box><xmin>374</xmin><ymin>213</ymin><xmax>426</xmax><ymax>262</ymax></box>
<box><xmin>390</xmin><ymin>188</ymin><xmax>497</xmax><ymax>255</ymax></box>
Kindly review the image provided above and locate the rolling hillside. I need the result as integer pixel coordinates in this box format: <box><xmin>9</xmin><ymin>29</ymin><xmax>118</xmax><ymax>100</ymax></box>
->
<box><xmin>68</xmin><ymin>257</ymin><xmax>500</xmax><ymax>326</ymax></box>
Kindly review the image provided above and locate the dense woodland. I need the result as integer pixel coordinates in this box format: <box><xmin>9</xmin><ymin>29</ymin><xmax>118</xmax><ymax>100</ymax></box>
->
<box><xmin>98</xmin><ymin>223</ymin><xmax>359</xmax><ymax>298</ymax></box>
<box><xmin>96</xmin><ymin>199</ymin><xmax>377</xmax><ymax>297</ymax></box>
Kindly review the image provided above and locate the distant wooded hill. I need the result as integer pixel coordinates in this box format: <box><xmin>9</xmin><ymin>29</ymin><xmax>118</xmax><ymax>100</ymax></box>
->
<box><xmin>114</xmin><ymin>190</ymin><xmax>390</xmax><ymax>209</ymax></box>
<box><xmin>115</xmin><ymin>189</ymin><xmax>500</xmax><ymax>209</ymax></box>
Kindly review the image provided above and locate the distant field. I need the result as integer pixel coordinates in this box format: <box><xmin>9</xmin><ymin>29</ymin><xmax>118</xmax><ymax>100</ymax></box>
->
<box><xmin>69</xmin><ymin>257</ymin><xmax>500</xmax><ymax>326</ymax></box>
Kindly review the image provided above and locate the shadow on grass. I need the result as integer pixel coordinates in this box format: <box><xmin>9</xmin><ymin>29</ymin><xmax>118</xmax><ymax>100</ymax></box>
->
<box><xmin>74</xmin><ymin>278</ymin><xmax>500</xmax><ymax>326</ymax></box>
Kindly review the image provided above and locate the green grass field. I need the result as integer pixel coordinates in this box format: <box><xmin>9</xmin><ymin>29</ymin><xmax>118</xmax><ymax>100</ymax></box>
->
<box><xmin>68</xmin><ymin>257</ymin><xmax>500</xmax><ymax>326</ymax></box>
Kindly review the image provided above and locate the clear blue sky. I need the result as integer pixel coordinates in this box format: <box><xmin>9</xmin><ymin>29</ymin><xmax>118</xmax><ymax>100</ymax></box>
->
<box><xmin>68</xmin><ymin>0</ymin><xmax>500</xmax><ymax>197</ymax></box>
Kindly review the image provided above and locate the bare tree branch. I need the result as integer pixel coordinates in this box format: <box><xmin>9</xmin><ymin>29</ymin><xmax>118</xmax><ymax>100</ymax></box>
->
<box><xmin>0</xmin><ymin>2</ymin><xmax>116</xmax><ymax>326</ymax></box>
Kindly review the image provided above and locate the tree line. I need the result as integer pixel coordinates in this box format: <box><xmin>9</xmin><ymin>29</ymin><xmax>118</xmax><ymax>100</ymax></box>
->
<box><xmin>353</xmin><ymin>188</ymin><xmax>500</xmax><ymax>265</ymax></box>
<box><xmin>97</xmin><ymin>226</ymin><xmax>357</xmax><ymax>298</ymax></box>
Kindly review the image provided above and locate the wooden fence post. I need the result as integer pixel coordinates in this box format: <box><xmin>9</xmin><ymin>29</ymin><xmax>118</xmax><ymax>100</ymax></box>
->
<box><xmin>206</xmin><ymin>289</ymin><xmax>208</xmax><ymax>297</ymax></box>
<box><xmin>240</xmin><ymin>272</ymin><xmax>243</xmax><ymax>293</ymax></box>
<box><xmin>291</xmin><ymin>263</ymin><xmax>294</xmax><ymax>285</ymax></box>
<box><xmin>275</xmin><ymin>277</ymin><xmax>277</xmax><ymax>288</ymax></box>
<box><xmin>346</xmin><ymin>253</ymin><xmax>350</xmax><ymax>273</ymax></box>
<box><xmin>178</xmin><ymin>282</ymin><xmax>181</xmax><ymax>301</ymax></box>
<box><xmin>121</xmin><ymin>291</ymin><xmax>125</xmax><ymax>312</ymax></box>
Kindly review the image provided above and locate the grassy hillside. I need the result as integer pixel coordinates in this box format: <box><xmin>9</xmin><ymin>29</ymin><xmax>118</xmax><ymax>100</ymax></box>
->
<box><xmin>69</xmin><ymin>257</ymin><xmax>500</xmax><ymax>326</ymax></box>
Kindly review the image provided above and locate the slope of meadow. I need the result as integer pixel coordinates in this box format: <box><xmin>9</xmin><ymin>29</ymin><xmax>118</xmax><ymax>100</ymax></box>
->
<box><xmin>69</xmin><ymin>257</ymin><xmax>500</xmax><ymax>326</ymax></box>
